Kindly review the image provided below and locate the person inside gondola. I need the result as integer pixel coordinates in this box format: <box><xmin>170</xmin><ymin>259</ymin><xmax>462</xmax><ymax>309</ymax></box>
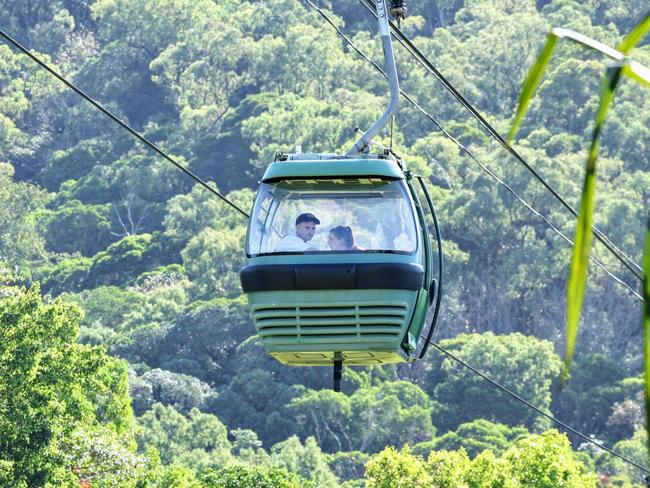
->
<box><xmin>328</xmin><ymin>225</ymin><xmax>362</xmax><ymax>251</ymax></box>
<box><xmin>275</xmin><ymin>212</ymin><xmax>320</xmax><ymax>252</ymax></box>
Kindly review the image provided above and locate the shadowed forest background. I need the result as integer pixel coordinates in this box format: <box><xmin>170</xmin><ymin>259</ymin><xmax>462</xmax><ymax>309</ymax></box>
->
<box><xmin>1</xmin><ymin>0</ymin><xmax>649</xmax><ymax>486</ymax></box>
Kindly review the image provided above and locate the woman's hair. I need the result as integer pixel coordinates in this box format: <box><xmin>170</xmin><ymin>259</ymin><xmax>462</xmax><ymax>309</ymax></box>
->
<box><xmin>330</xmin><ymin>225</ymin><xmax>355</xmax><ymax>248</ymax></box>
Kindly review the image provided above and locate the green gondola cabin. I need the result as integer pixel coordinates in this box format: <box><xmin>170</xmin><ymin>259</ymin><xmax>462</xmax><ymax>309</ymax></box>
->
<box><xmin>240</xmin><ymin>153</ymin><xmax>438</xmax><ymax>367</ymax></box>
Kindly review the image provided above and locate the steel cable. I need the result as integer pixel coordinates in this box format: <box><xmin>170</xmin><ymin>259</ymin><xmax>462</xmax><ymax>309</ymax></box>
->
<box><xmin>0</xmin><ymin>28</ymin><xmax>250</xmax><ymax>219</ymax></box>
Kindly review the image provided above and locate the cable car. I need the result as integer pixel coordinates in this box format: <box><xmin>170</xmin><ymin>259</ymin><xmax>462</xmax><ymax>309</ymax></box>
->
<box><xmin>239</xmin><ymin>0</ymin><xmax>442</xmax><ymax>389</ymax></box>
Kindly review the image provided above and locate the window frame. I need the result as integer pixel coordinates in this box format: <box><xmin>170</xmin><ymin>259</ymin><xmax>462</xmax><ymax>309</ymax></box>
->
<box><xmin>245</xmin><ymin>177</ymin><xmax>420</xmax><ymax>258</ymax></box>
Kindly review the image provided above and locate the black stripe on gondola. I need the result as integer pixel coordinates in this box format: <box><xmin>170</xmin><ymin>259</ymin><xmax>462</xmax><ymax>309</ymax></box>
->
<box><xmin>240</xmin><ymin>263</ymin><xmax>424</xmax><ymax>292</ymax></box>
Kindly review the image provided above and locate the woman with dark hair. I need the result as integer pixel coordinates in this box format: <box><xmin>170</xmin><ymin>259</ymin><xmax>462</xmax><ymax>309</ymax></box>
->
<box><xmin>328</xmin><ymin>225</ymin><xmax>361</xmax><ymax>251</ymax></box>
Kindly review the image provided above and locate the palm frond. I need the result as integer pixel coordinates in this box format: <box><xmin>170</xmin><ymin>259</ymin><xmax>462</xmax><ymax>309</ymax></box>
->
<box><xmin>618</xmin><ymin>12</ymin><xmax>650</xmax><ymax>54</ymax></box>
<box><xmin>643</xmin><ymin>214</ymin><xmax>650</xmax><ymax>460</ymax></box>
<box><xmin>562</xmin><ymin>67</ymin><xmax>623</xmax><ymax>383</ymax></box>
<box><xmin>508</xmin><ymin>34</ymin><xmax>558</xmax><ymax>142</ymax></box>
<box><xmin>508</xmin><ymin>28</ymin><xmax>626</xmax><ymax>143</ymax></box>
<box><xmin>623</xmin><ymin>61</ymin><xmax>650</xmax><ymax>88</ymax></box>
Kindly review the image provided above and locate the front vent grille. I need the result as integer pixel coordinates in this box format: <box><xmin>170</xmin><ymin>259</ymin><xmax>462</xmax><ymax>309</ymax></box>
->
<box><xmin>252</xmin><ymin>302</ymin><xmax>408</xmax><ymax>345</ymax></box>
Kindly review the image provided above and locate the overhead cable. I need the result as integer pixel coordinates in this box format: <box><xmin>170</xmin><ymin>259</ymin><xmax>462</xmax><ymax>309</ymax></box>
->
<box><xmin>431</xmin><ymin>341</ymin><xmax>649</xmax><ymax>476</ymax></box>
<box><xmin>0</xmin><ymin>28</ymin><xmax>250</xmax><ymax>220</ymax></box>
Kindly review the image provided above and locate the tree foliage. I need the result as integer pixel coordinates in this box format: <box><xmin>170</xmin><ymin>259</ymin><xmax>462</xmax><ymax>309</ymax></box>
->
<box><xmin>366</xmin><ymin>430</ymin><xmax>596</xmax><ymax>488</ymax></box>
<box><xmin>421</xmin><ymin>333</ymin><xmax>562</xmax><ymax>432</ymax></box>
<box><xmin>0</xmin><ymin>285</ymin><xmax>134</xmax><ymax>486</ymax></box>
<box><xmin>0</xmin><ymin>1</ymin><xmax>648</xmax><ymax>484</ymax></box>
<box><xmin>290</xmin><ymin>381</ymin><xmax>434</xmax><ymax>454</ymax></box>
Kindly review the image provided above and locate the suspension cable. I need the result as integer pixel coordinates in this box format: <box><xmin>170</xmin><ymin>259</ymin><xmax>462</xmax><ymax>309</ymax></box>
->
<box><xmin>357</xmin><ymin>0</ymin><xmax>644</xmax><ymax>282</ymax></box>
<box><xmin>431</xmin><ymin>341</ymin><xmax>649</xmax><ymax>476</ymax></box>
<box><xmin>0</xmin><ymin>28</ymin><xmax>250</xmax><ymax>220</ymax></box>
<box><xmin>303</xmin><ymin>0</ymin><xmax>641</xmax><ymax>301</ymax></box>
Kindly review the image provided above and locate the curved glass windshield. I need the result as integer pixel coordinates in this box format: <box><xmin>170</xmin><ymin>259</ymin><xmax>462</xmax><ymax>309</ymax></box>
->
<box><xmin>247</xmin><ymin>178</ymin><xmax>418</xmax><ymax>256</ymax></box>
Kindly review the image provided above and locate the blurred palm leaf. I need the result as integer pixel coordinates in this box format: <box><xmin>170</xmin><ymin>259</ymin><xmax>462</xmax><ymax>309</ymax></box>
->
<box><xmin>564</xmin><ymin>58</ymin><xmax>650</xmax><ymax>383</ymax></box>
<box><xmin>563</xmin><ymin>66</ymin><xmax>622</xmax><ymax>382</ymax></box>
<box><xmin>507</xmin><ymin>34</ymin><xmax>558</xmax><ymax>142</ymax></box>
<box><xmin>508</xmin><ymin>14</ymin><xmax>650</xmax><ymax>385</ymax></box>
<box><xmin>644</xmin><ymin>216</ymin><xmax>650</xmax><ymax>460</ymax></box>
<box><xmin>508</xmin><ymin>28</ymin><xmax>625</xmax><ymax>143</ymax></box>
<box><xmin>618</xmin><ymin>12</ymin><xmax>650</xmax><ymax>53</ymax></box>
<box><xmin>622</xmin><ymin>61</ymin><xmax>650</xmax><ymax>88</ymax></box>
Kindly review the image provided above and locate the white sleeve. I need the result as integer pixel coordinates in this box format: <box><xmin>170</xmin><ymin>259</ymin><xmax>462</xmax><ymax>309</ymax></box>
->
<box><xmin>274</xmin><ymin>234</ymin><xmax>312</xmax><ymax>252</ymax></box>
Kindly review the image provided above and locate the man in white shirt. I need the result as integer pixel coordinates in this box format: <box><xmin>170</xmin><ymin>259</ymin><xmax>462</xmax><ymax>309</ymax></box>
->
<box><xmin>275</xmin><ymin>213</ymin><xmax>320</xmax><ymax>252</ymax></box>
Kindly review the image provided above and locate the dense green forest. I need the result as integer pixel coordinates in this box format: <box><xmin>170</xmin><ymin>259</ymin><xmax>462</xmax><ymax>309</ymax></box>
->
<box><xmin>1</xmin><ymin>0</ymin><xmax>649</xmax><ymax>486</ymax></box>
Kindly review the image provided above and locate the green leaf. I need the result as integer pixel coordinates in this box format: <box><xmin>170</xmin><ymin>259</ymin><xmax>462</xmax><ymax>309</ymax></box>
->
<box><xmin>508</xmin><ymin>33</ymin><xmax>558</xmax><ymax>142</ymax></box>
<box><xmin>507</xmin><ymin>25</ymin><xmax>643</xmax><ymax>143</ymax></box>
<box><xmin>644</xmin><ymin>214</ymin><xmax>650</xmax><ymax>465</ymax></box>
<box><xmin>617</xmin><ymin>12</ymin><xmax>650</xmax><ymax>54</ymax></box>
<box><xmin>622</xmin><ymin>61</ymin><xmax>650</xmax><ymax>89</ymax></box>
<box><xmin>562</xmin><ymin>66</ymin><xmax>623</xmax><ymax>384</ymax></box>
<box><xmin>553</xmin><ymin>28</ymin><xmax>624</xmax><ymax>60</ymax></box>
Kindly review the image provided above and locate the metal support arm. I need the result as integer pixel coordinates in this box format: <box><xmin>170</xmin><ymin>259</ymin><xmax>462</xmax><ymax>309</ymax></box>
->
<box><xmin>348</xmin><ymin>0</ymin><xmax>399</xmax><ymax>155</ymax></box>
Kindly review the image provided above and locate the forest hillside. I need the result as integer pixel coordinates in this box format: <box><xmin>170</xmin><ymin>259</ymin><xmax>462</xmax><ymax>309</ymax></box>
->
<box><xmin>0</xmin><ymin>0</ymin><xmax>649</xmax><ymax>486</ymax></box>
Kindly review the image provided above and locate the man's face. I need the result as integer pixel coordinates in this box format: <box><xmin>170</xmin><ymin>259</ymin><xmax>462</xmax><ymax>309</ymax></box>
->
<box><xmin>296</xmin><ymin>221</ymin><xmax>316</xmax><ymax>242</ymax></box>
